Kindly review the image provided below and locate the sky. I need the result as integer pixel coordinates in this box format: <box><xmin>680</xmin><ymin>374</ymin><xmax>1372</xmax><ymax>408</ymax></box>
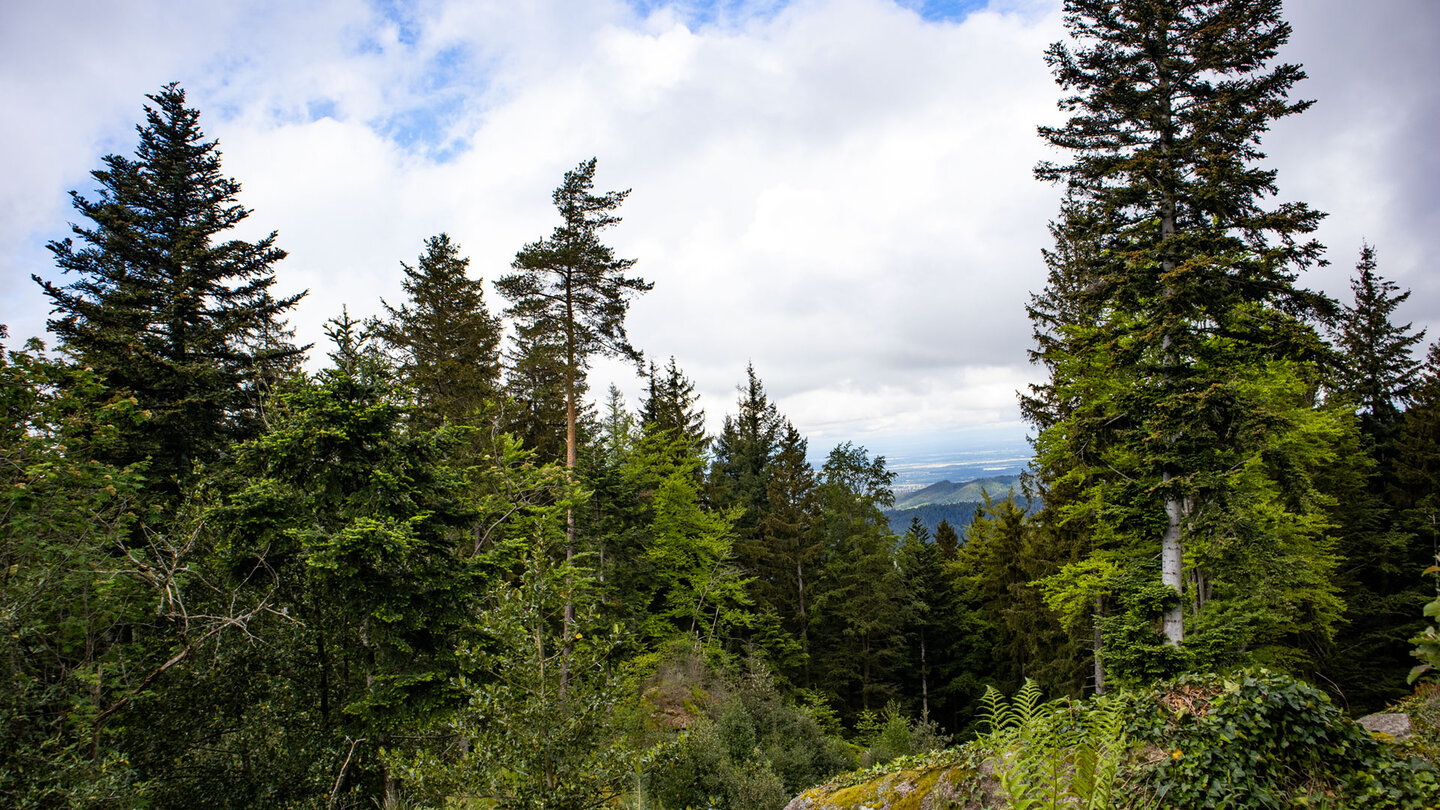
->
<box><xmin>3</xmin><ymin>0</ymin><xmax>1437</xmax><ymax>480</ymax></box>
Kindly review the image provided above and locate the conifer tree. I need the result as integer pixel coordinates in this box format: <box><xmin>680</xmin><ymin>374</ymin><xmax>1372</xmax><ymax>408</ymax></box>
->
<box><xmin>1332</xmin><ymin>243</ymin><xmax>1425</xmax><ymax>427</ymax></box>
<box><xmin>373</xmin><ymin>233</ymin><xmax>502</xmax><ymax>428</ymax></box>
<box><xmin>1399</xmin><ymin>344</ymin><xmax>1440</xmax><ymax>509</ymax></box>
<box><xmin>709</xmin><ymin>364</ymin><xmax>782</xmax><ymax>537</ymax></box>
<box><xmin>496</xmin><ymin>158</ymin><xmax>649</xmax><ymax>688</ymax></box>
<box><xmin>496</xmin><ymin>157</ymin><xmax>650</xmax><ymax>476</ymax></box>
<box><xmin>503</xmin><ymin>320</ymin><xmax>575</xmax><ymax>464</ymax></box>
<box><xmin>35</xmin><ymin>83</ymin><xmax>304</xmax><ymax>491</ymax></box>
<box><xmin>896</xmin><ymin>518</ymin><xmax>956</xmax><ymax>720</ymax></box>
<box><xmin>640</xmin><ymin>356</ymin><xmax>708</xmax><ymax>452</ymax></box>
<box><xmin>1321</xmin><ymin>244</ymin><xmax>1429</xmax><ymax>709</ymax></box>
<box><xmin>754</xmin><ymin>421</ymin><xmax>822</xmax><ymax>678</ymax></box>
<box><xmin>810</xmin><ymin>444</ymin><xmax>904</xmax><ymax>715</ymax></box>
<box><xmin>1030</xmin><ymin>0</ymin><xmax>1336</xmax><ymax>652</ymax></box>
<box><xmin>933</xmin><ymin>518</ymin><xmax>960</xmax><ymax>561</ymax></box>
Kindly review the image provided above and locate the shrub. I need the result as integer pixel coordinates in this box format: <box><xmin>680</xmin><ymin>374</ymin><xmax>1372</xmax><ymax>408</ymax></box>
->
<box><xmin>1120</xmin><ymin>669</ymin><xmax>1440</xmax><ymax>809</ymax></box>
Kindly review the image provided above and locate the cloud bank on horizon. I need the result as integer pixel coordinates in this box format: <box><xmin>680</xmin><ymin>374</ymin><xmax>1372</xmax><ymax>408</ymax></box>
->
<box><xmin>3</xmin><ymin>0</ymin><xmax>1436</xmax><ymax>456</ymax></box>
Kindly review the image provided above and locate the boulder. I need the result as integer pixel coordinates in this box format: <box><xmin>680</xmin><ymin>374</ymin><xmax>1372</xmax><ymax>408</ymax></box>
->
<box><xmin>783</xmin><ymin>752</ymin><xmax>1000</xmax><ymax>810</ymax></box>
<box><xmin>1357</xmin><ymin>712</ymin><xmax>1413</xmax><ymax>741</ymax></box>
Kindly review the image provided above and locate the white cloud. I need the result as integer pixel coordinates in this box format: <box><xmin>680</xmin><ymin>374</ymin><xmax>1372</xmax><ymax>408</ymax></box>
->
<box><xmin>3</xmin><ymin>0</ymin><xmax>1436</xmax><ymax>462</ymax></box>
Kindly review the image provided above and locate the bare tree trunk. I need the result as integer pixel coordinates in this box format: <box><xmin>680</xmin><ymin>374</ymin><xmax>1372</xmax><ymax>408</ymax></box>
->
<box><xmin>1157</xmin><ymin>63</ymin><xmax>1185</xmax><ymax>647</ymax></box>
<box><xmin>1161</xmin><ymin>473</ymin><xmax>1185</xmax><ymax>645</ymax></box>
<box><xmin>919</xmin><ymin>629</ymin><xmax>930</xmax><ymax>720</ymax></box>
<box><xmin>1092</xmin><ymin>595</ymin><xmax>1106</xmax><ymax>695</ymax></box>
<box><xmin>560</xmin><ymin>296</ymin><xmax>578</xmax><ymax>698</ymax></box>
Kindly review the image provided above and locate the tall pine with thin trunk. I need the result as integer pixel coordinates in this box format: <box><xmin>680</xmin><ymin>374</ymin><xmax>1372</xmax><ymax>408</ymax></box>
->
<box><xmin>496</xmin><ymin>158</ymin><xmax>650</xmax><ymax>691</ymax></box>
<box><xmin>36</xmin><ymin>83</ymin><xmax>304</xmax><ymax>494</ymax></box>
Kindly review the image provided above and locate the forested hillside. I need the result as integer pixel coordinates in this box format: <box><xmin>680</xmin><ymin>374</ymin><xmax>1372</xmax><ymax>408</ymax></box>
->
<box><xmin>882</xmin><ymin>475</ymin><xmax>1029</xmax><ymax>535</ymax></box>
<box><xmin>3</xmin><ymin>1</ymin><xmax>1439</xmax><ymax>808</ymax></box>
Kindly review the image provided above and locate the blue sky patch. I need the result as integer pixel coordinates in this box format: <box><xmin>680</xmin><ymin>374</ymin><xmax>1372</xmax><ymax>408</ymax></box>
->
<box><xmin>896</xmin><ymin>0</ymin><xmax>990</xmax><ymax>22</ymax></box>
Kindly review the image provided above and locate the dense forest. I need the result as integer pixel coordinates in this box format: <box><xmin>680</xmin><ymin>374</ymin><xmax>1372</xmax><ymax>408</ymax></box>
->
<box><xmin>4</xmin><ymin>1</ymin><xmax>1440</xmax><ymax>808</ymax></box>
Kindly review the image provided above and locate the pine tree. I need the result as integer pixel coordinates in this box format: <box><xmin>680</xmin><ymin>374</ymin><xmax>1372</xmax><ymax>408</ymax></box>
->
<box><xmin>495</xmin><ymin>158</ymin><xmax>650</xmax><ymax>689</ymax></box>
<box><xmin>373</xmin><ymin>233</ymin><xmax>502</xmax><ymax>428</ymax></box>
<box><xmin>496</xmin><ymin>157</ymin><xmax>651</xmax><ymax>476</ymax></box>
<box><xmin>1030</xmin><ymin>0</ymin><xmax>1336</xmax><ymax>652</ymax></box>
<box><xmin>35</xmin><ymin>83</ymin><xmax>304</xmax><ymax>492</ymax></box>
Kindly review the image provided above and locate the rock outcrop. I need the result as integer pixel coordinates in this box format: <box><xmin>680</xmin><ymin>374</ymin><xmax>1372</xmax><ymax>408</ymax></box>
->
<box><xmin>783</xmin><ymin>750</ymin><xmax>1001</xmax><ymax>810</ymax></box>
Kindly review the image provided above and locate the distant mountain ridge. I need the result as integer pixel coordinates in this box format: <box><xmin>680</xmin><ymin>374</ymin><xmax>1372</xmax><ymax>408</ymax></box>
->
<box><xmin>884</xmin><ymin>475</ymin><xmax>1028</xmax><ymax>536</ymax></box>
<box><xmin>891</xmin><ymin>475</ymin><xmax>1023</xmax><ymax>510</ymax></box>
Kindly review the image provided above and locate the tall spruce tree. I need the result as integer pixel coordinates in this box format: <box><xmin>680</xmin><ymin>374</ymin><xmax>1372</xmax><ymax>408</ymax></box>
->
<box><xmin>373</xmin><ymin>233</ymin><xmax>502</xmax><ymax>428</ymax></box>
<box><xmin>1320</xmin><ymin>243</ymin><xmax>1429</xmax><ymax>709</ymax></box>
<box><xmin>1332</xmin><ymin>243</ymin><xmax>1425</xmax><ymax>427</ymax></box>
<box><xmin>640</xmin><ymin>356</ymin><xmax>708</xmax><ymax>452</ymax></box>
<box><xmin>36</xmin><ymin>84</ymin><xmax>304</xmax><ymax>492</ymax></box>
<box><xmin>709</xmin><ymin>364</ymin><xmax>782</xmax><ymax>538</ymax></box>
<box><xmin>1029</xmin><ymin>0</ymin><xmax>1338</xmax><ymax>659</ymax></box>
<box><xmin>754</xmin><ymin>421</ymin><xmax>822</xmax><ymax>679</ymax></box>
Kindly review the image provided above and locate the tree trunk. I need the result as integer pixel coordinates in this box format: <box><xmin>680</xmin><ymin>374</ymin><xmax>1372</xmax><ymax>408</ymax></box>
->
<box><xmin>561</xmin><ymin>305</ymin><xmax>577</xmax><ymax>698</ymax></box>
<box><xmin>1158</xmin><ymin>62</ymin><xmax>1185</xmax><ymax>647</ymax></box>
<box><xmin>1092</xmin><ymin>595</ymin><xmax>1106</xmax><ymax>695</ymax></box>
<box><xmin>919</xmin><ymin>628</ymin><xmax>929</xmax><ymax>720</ymax></box>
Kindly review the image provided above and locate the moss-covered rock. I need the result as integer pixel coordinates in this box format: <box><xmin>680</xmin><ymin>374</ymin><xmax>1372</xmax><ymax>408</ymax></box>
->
<box><xmin>783</xmin><ymin>746</ymin><xmax>1001</xmax><ymax>810</ymax></box>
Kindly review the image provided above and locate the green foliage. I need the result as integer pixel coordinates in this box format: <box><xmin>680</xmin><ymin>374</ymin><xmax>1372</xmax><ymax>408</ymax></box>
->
<box><xmin>640</xmin><ymin>357</ymin><xmax>707</xmax><ymax>454</ymax></box>
<box><xmin>1122</xmin><ymin>669</ymin><xmax>1440</xmax><ymax>809</ymax></box>
<box><xmin>203</xmin><ymin>320</ymin><xmax>486</xmax><ymax>804</ymax></box>
<box><xmin>372</xmin><ymin>233</ymin><xmax>503</xmax><ymax>430</ymax></box>
<box><xmin>979</xmin><ymin>680</ymin><xmax>1127</xmax><ymax>810</ymax></box>
<box><xmin>35</xmin><ymin>83</ymin><xmax>303</xmax><ymax>493</ymax></box>
<box><xmin>624</xmin><ymin>427</ymin><xmax>752</xmax><ymax>645</ymax></box>
<box><xmin>810</xmin><ymin>444</ymin><xmax>907</xmax><ymax>718</ymax></box>
<box><xmin>1408</xmin><ymin>560</ymin><xmax>1440</xmax><ymax>684</ymax></box>
<box><xmin>0</xmin><ymin>342</ymin><xmax>151</xmax><ymax>806</ymax></box>
<box><xmin>853</xmin><ymin>701</ymin><xmax>950</xmax><ymax>769</ymax></box>
<box><xmin>1025</xmin><ymin>0</ymin><xmax>1341</xmax><ymax>682</ymax></box>
<box><xmin>949</xmin><ymin>493</ymin><xmax>1086</xmax><ymax>706</ymax></box>
<box><xmin>397</xmin><ymin>528</ymin><xmax>633</xmax><ymax>810</ymax></box>
<box><xmin>645</xmin><ymin>661</ymin><xmax>852</xmax><ymax>810</ymax></box>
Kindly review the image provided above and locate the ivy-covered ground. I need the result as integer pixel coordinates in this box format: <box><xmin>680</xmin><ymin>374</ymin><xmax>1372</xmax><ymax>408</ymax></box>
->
<box><xmin>788</xmin><ymin>670</ymin><xmax>1440</xmax><ymax>810</ymax></box>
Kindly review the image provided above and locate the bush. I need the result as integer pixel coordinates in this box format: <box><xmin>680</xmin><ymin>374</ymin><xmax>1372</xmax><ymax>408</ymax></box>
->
<box><xmin>1120</xmin><ymin>669</ymin><xmax>1440</xmax><ymax>809</ymax></box>
<box><xmin>643</xmin><ymin>658</ymin><xmax>852</xmax><ymax>810</ymax></box>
